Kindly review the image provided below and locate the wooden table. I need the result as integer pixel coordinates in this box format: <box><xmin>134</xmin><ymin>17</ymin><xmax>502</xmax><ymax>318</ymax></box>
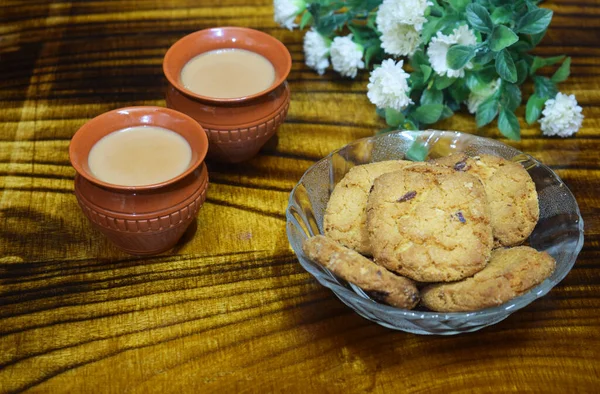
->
<box><xmin>1</xmin><ymin>0</ymin><xmax>598</xmax><ymax>392</ymax></box>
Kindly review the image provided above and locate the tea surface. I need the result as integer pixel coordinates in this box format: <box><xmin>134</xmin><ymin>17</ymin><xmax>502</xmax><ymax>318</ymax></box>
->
<box><xmin>180</xmin><ymin>48</ymin><xmax>275</xmax><ymax>98</ymax></box>
<box><xmin>88</xmin><ymin>125</ymin><xmax>192</xmax><ymax>186</ymax></box>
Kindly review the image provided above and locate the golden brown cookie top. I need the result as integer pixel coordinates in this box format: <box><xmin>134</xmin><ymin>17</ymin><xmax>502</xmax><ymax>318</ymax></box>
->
<box><xmin>421</xmin><ymin>246</ymin><xmax>556</xmax><ymax>312</ymax></box>
<box><xmin>323</xmin><ymin>160</ymin><xmax>412</xmax><ymax>255</ymax></box>
<box><xmin>366</xmin><ymin>164</ymin><xmax>493</xmax><ymax>282</ymax></box>
<box><xmin>432</xmin><ymin>153</ymin><xmax>539</xmax><ymax>246</ymax></box>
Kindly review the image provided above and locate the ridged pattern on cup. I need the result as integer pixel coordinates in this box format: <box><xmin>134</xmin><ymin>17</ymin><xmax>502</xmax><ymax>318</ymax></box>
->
<box><xmin>204</xmin><ymin>100</ymin><xmax>289</xmax><ymax>144</ymax></box>
<box><xmin>78</xmin><ymin>186</ymin><xmax>207</xmax><ymax>233</ymax></box>
<box><xmin>75</xmin><ymin>170</ymin><xmax>209</xmax><ymax>255</ymax></box>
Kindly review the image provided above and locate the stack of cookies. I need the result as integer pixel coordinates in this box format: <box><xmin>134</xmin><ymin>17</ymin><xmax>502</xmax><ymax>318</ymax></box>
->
<box><xmin>302</xmin><ymin>153</ymin><xmax>556</xmax><ymax>312</ymax></box>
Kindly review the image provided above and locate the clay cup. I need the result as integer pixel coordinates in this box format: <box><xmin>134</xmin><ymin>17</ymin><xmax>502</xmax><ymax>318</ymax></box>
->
<box><xmin>163</xmin><ymin>27</ymin><xmax>292</xmax><ymax>163</ymax></box>
<box><xmin>69</xmin><ymin>106</ymin><xmax>210</xmax><ymax>255</ymax></box>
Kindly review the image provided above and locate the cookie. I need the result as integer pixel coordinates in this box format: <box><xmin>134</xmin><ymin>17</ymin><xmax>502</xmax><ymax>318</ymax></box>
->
<box><xmin>431</xmin><ymin>153</ymin><xmax>539</xmax><ymax>247</ymax></box>
<box><xmin>323</xmin><ymin>160</ymin><xmax>412</xmax><ymax>255</ymax></box>
<box><xmin>421</xmin><ymin>246</ymin><xmax>556</xmax><ymax>312</ymax></box>
<box><xmin>302</xmin><ymin>235</ymin><xmax>420</xmax><ymax>309</ymax></box>
<box><xmin>367</xmin><ymin>164</ymin><xmax>493</xmax><ymax>282</ymax></box>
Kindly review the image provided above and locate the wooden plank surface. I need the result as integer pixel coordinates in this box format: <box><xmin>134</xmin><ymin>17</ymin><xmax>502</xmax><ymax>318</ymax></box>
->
<box><xmin>1</xmin><ymin>0</ymin><xmax>599</xmax><ymax>392</ymax></box>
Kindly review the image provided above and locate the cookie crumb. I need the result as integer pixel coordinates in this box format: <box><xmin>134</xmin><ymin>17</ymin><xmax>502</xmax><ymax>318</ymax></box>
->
<box><xmin>397</xmin><ymin>190</ymin><xmax>417</xmax><ymax>202</ymax></box>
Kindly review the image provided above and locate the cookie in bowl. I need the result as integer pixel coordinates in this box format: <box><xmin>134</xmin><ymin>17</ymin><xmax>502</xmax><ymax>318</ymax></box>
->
<box><xmin>286</xmin><ymin>130</ymin><xmax>583</xmax><ymax>334</ymax></box>
<box><xmin>421</xmin><ymin>246</ymin><xmax>556</xmax><ymax>312</ymax></box>
<box><xmin>303</xmin><ymin>235</ymin><xmax>419</xmax><ymax>310</ymax></box>
<box><xmin>366</xmin><ymin>164</ymin><xmax>493</xmax><ymax>282</ymax></box>
<box><xmin>431</xmin><ymin>153</ymin><xmax>539</xmax><ymax>247</ymax></box>
<box><xmin>323</xmin><ymin>160</ymin><xmax>412</xmax><ymax>255</ymax></box>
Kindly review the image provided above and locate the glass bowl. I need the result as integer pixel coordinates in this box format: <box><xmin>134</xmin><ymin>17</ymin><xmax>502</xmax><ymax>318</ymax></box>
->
<box><xmin>285</xmin><ymin>130</ymin><xmax>584</xmax><ymax>335</ymax></box>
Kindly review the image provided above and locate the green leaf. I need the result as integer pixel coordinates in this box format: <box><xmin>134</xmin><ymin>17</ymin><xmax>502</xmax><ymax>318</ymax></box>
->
<box><xmin>366</xmin><ymin>9</ymin><xmax>377</xmax><ymax>29</ymax></box>
<box><xmin>413</xmin><ymin>104</ymin><xmax>445</xmax><ymax>124</ymax></box>
<box><xmin>525</xmin><ymin>94</ymin><xmax>547</xmax><ymax>124</ymax></box>
<box><xmin>511</xmin><ymin>40</ymin><xmax>533</xmax><ymax>53</ymax></box>
<box><xmin>448</xmin><ymin>0</ymin><xmax>470</xmax><ymax>12</ymax></box>
<box><xmin>491</xmin><ymin>6</ymin><xmax>512</xmax><ymax>24</ymax></box>
<box><xmin>529</xmin><ymin>29</ymin><xmax>547</xmax><ymax>46</ymax></box>
<box><xmin>500</xmin><ymin>82</ymin><xmax>522</xmax><ymax>111</ymax></box>
<box><xmin>530</xmin><ymin>56</ymin><xmax>545</xmax><ymax>75</ymax></box>
<box><xmin>421</xmin><ymin>89</ymin><xmax>444</xmax><ymax>105</ymax></box>
<box><xmin>495</xmin><ymin>50</ymin><xmax>517</xmax><ymax>83</ymax></box>
<box><xmin>498</xmin><ymin>108</ymin><xmax>521</xmax><ymax>140</ymax></box>
<box><xmin>479</xmin><ymin>65</ymin><xmax>499</xmax><ymax>83</ymax></box>
<box><xmin>515</xmin><ymin>59</ymin><xmax>529</xmax><ymax>85</ymax></box>
<box><xmin>299</xmin><ymin>11</ymin><xmax>313</xmax><ymax>29</ymax></box>
<box><xmin>551</xmin><ymin>56</ymin><xmax>571</xmax><ymax>83</ymax></box>
<box><xmin>466</xmin><ymin>73</ymin><xmax>486</xmax><ymax>93</ymax></box>
<box><xmin>375</xmin><ymin>107</ymin><xmax>386</xmax><ymax>119</ymax></box>
<box><xmin>410</xmin><ymin>50</ymin><xmax>429</xmax><ymax>70</ymax></box>
<box><xmin>406</xmin><ymin>141</ymin><xmax>429</xmax><ymax>162</ymax></box>
<box><xmin>385</xmin><ymin>108</ymin><xmax>405</xmax><ymax>127</ymax></box>
<box><xmin>533</xmin><ymin>76</ymin><xmax>558</xmax><ymax>99</ymax></box>
<box><xmin>434</xmin><ymin>75</ymin><xmax>456</xmax><ymax>90</ymax></box>
<box><xmin>466</xmin><ymin>3</ymin><xmax>494</xmax><ymax>33</ymax></box>
<box><xmin>317</xmin><ymin>13</ymin><xmax>350</xmax><ymax>36</ymax></box>
<box><xmin>348</xmin><ymin>0</ymin><xmax>381</xmax><ymax>12</ymax></box>
<box><xmin>446</xmin><ymin>97</ymin><xmax>461</xmax><ymax>112</ymax></box>
<box><xmin>307</xmin><ymin>3</ymin><xmax>321</xmax><ymax>25</ymax></box>
<box><xmin>421</xmin><ymin>16</ymin><xmax>442</xmax><ymax>43</ymax></box>
<box><xmin>409</xmin><ymin>73</ymin><xmax>426</xmax><ymax>90</ymax></box>
<box><xmin>449</xmin><ymin>79</ymin><xmax>470</xmax><ymax>102</ymax></box>
<box><xmin>516</xmin><ymin>8</ymin><xmax>553</xmax><ymax>34</ymax></box>
<box><xmin>440</xmin><ymin>106</ymin><xmax>454</xmax><ymax>120</ymax></box>
<box><xmin>403</xmin><ymin>119</ymin><xmax>419</xmax><ymax>130</ymax></box>
<box><xmin>348</xmin><ymin>23</ymin><xmax>380</xmax><ymax>45</ymax></box>
<box><xmin>364</xmin><ymin>43</ymin><xmax>383</xmax><ymax>68</ymax></box>
<box><xmin>420</xmin><ymin>65</ymin><xmax>433</xmax><ymax>82</ymax></box>
<box><xmin>530</xmin><ymin>55</ymin><xmax>564</xmax><ymax>75</ymax></box>
<box><xmin>476</xmin><ymin>95</ymin><xmax>500</xmax><ymax>127</ymax></box>
<box><xmin>439</xmin><ymin>13</ymin><xmax>461</xmax><ymax>35</ymax></box>
<box><xmin>490</xmin><ymin>25</ymin><xmax>519</xmax><ymax>52</ymax></box>
<box><xmin>446</xmin><ymin>45</ymin><xmax>477</xmax><ymax>70</ymax></box>
<box><xmin>474</xmin><ymin>49</ymin><xmax>495</xmax><ymax>66</ymax></box>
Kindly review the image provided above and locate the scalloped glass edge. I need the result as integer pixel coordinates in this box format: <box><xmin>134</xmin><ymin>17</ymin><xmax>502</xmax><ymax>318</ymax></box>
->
<box><xmin>285</xmin><ymin>130</ymin><xmax>584</xmax><ymax>332</ymax></box>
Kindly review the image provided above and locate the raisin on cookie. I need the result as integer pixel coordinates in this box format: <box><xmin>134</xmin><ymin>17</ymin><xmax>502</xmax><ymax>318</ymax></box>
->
<box><xmin>367</xmin><ymin>164</ymin><xmax>493</xmax><ymax>283</ymax></box>
<box><xmin>323</xmin><ymin>160</ymin><xmax>412</xmax><ymax>256</ymax></box>
<box><xmin>432</xmin><ymin>153</ymin><xmax>539</xmax><ymax>247</ymax></box>
<box><xmin>302</xmin><ymin>235</ymin><xmax>420</xmax><ymax>309</ymax></box>
<box><xmin>421</xmin><ymin>246</ymin><xmax>556</xmax><ymax>312</ymax></box>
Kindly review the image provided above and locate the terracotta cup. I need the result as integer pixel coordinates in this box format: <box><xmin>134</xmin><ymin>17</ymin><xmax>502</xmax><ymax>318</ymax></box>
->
<box><xmin>163</xmin><ymin>27</ymin><xmax>292</xmax><ymax>163</ymax></box>
<box><xmin>69</xmin><ymin>106</ymin><xmax>209</xmax><ymax>255</ymax></box>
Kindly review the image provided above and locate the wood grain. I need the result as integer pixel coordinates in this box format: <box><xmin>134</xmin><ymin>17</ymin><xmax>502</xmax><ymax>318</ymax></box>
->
<box><xmin>1</xmin><ymin>0</ymin><xmax>599</xmax><ymax>392</ymax></box>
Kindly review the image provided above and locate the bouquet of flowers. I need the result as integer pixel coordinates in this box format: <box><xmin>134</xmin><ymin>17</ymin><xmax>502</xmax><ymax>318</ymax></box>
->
<box><xmin>274</xmin><ymin>0</ymin><xmax>583</xmax><ymax>140</ymax></box>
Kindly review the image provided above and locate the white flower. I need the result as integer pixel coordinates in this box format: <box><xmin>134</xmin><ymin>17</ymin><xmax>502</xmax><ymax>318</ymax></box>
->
<box><xmin>376</xmin><ymin>0</ymin><xmax>431</xmax><ymax>32</ymax></box>
<box><xmin>427</xmin><ymin>25</ymin><xmax>477</xmax><ymax>78</ymax></box>
<box><xmin>274</xmin><ymin>0</ymin><xmax>306</xmax><ymax>30</ymax></box>
<box><xmin>330</xmin><ymin>35</ymin><xmax>365</xmax><ymax>78</ymax></box>
<box><xmin>466</xmin><ymin>78</ymin><xmax>500</xmax><ymax>114</ymax></box>
<box><xmin>539</xmin><ymin>93</ymin><xmax>584</xmax><ymax>137</ymax></box>
<box><xmin>380</xmin><ymin>24</ymin><xmax>421</xmax><ymax>57</ymax></box>
<box><xmin>367</xmin><ymin>59</ymin><xmax>413</xmax><ymax>112</ymax></box>
<box><xmin>303</xmin><ymin>28</ymin><xmax>331</xmax><ymax>75</ymax></box>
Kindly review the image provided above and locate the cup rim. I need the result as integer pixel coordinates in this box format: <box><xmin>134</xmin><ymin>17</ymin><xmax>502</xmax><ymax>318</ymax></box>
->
<box><xmin>69</xmin><ymin>106</ymin><xmax>209</xmax><ymax>191</ymax></box>
<box><xmin>162</xmin><ymin>26</ymin><xmax>292</xmax><ymax>104</ymax></box>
